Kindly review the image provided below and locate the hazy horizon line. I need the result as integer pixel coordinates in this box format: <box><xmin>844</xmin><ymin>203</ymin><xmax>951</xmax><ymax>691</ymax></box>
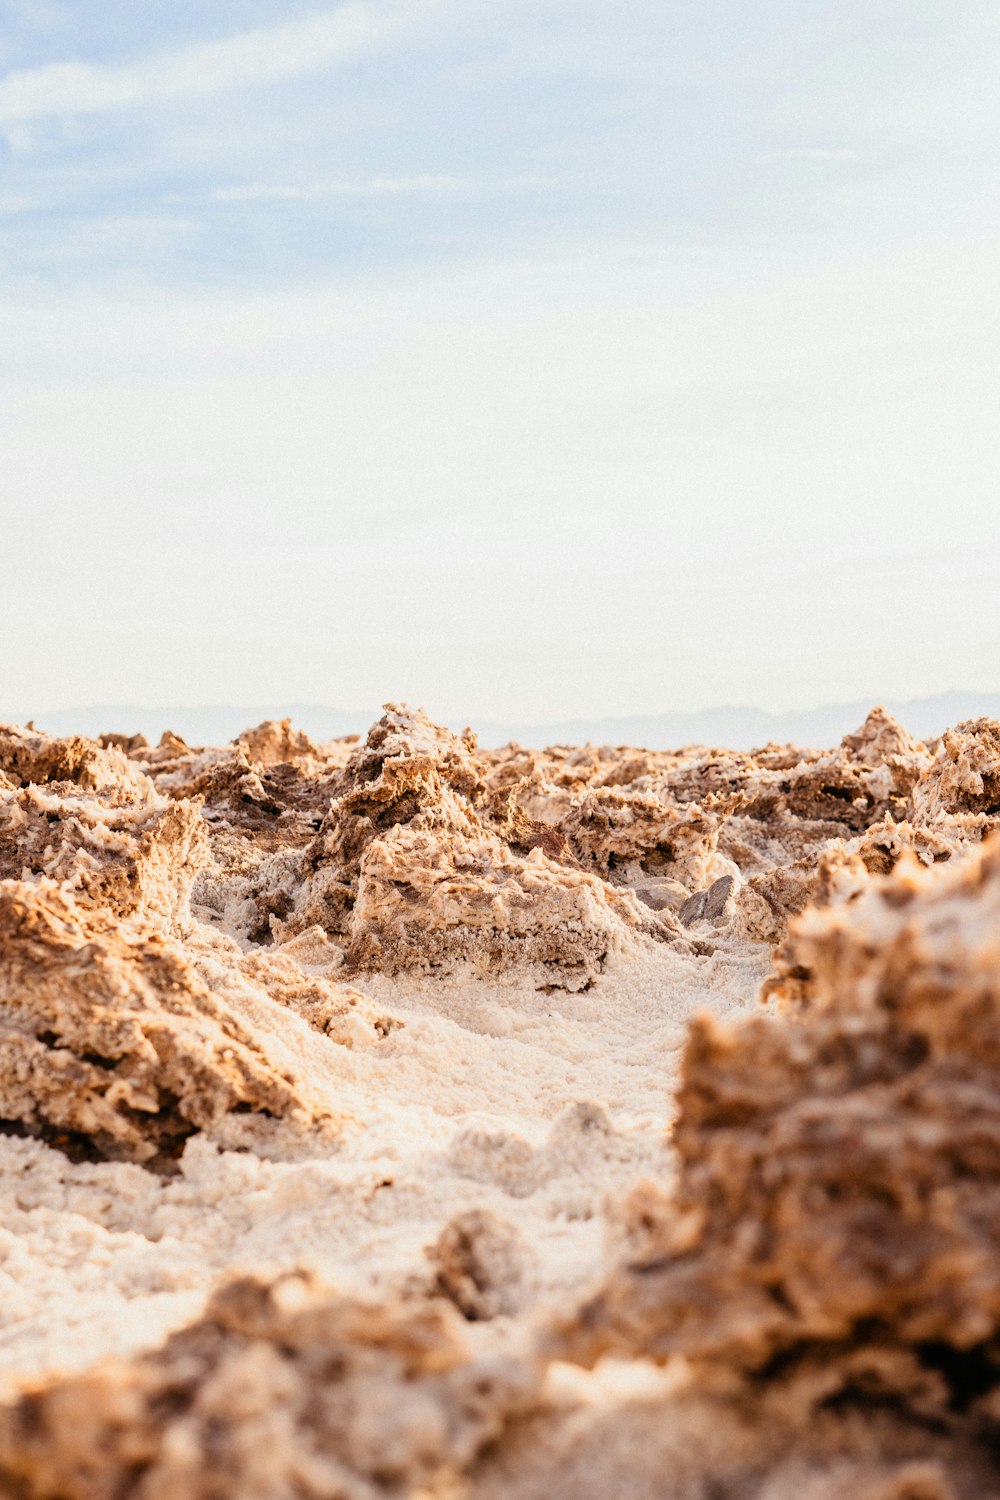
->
<box><xmin>9</xmin><ymin>685</ymin><xmax>997</xmax><ymax>724</ymax></box>
<box><xmin>4</xmin><ymin>689</ymin><xmax>998</xmax><ymax>756</ymax></box>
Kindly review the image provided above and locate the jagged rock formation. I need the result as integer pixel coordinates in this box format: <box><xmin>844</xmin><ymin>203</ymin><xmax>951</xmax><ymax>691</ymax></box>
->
<box><xmin>0</xmin><ymin>723</ymin><xmax>151</xmax><ymax>799</ymax></box>
<box><xmin>0</xmin><ymin>781</ymin><xmax>208</xmax><ymax>930</ymax></box>
<box><xmin>2</xmin><ymin>703</ymin><xmax>994</xmax><ymax>1045</ymax></box>
<box><xmin>0</xmin><ymin>717</ymin><xmax>395</xmax><ymax>1174</ymax></box>
<box><xmin>910</xmin><ymin>717</ymin><xmax>1000</xmax><ymax>820</ymax></box>
<box><xmin>558</xmin><ymin>784</ymin><xmax>744</xmax><ymax>893</ymax></box>
<box><xmin>474</xmin><ymin>708</ymin><xmax>997</xmax><ymax>947</ymax></box>
<box><xmin>558</xmin><ymin>835</ymin><xmax>1000</xmax><ymax>1450</ymax></box>
<box><xmin>2</xmin><ymin>704</ymin><xmax>998</xmax><ymax>1176</ymax></box>
<box><xmin>36</xmin><ymin>701</ymin><xmax>993</xmax><ymax>967</ymax></box>
<box><xmin>0</xmin><ymin>881</ymin><xmax>336</xmax><ymax>1168</ymax></box>
<box><xmin>3</xmin><ymin>705</ymin><xmax>1000</xmax><ymax>1496</ymax></box>
<box><xmin>0</xmin><ymin>1270</ymin><xmax>541</xmax><ymax>1500</ymax></box>
<box><xmin>0</xmin><ymin>723</ymin><xmax>207</xmax><ymax>930</ymax></box>
<box><xmin>278</xmin><ymin>706</ymin><xmax>679</xmax><ymax>986</ymax></box>
<box><xmin>713</xmin><ymin>711</ymin><xmax>995</xmax><ymax>941</ymax></box>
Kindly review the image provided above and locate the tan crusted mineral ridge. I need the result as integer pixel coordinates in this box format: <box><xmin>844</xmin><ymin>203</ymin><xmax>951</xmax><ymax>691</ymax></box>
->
<box><xmin>277</xmin><ymin>705</ymin><xmax>685</xmax><ymax>987</ymax></box>
<box><xmin>0</xmin><ymin>1269</ymin><xmax>540</xmax><ymax>1500</ymax></box>
<box><xmin>2</xmin><ymin>707</ymin><xmax>1000</xmax><ymax>1495</ymax></box>
<box><xmin>548</xmin><ymin>833</ymin><xmax>1000</xmax><ymax>1495</ymax></box>
<box><xmin>0</xmin><ymin>724</ymin><xmax>207</xmax><ymax>930</ymax></box>
<box><xmin>0</xmin><ymin>882</ymin><xmax>337</xmax><ymax>1168</ymax></box>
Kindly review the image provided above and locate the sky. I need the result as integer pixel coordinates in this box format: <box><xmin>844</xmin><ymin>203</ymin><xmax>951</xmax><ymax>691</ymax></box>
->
<box><xmin>1</xmin><ymin>0</ymin><xmax>999</xmax><ymax>723</ymax></box>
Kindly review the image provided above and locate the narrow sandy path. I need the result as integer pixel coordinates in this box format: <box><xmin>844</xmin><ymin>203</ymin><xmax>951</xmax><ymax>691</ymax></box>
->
<box><xmin>0</xmin><ymin>934</ymin><xmax>766</xmax><ymax>1390</ymax></box>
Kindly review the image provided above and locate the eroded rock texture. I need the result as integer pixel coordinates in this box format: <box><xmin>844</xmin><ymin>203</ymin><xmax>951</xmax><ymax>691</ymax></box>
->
<box><xmin>560</xmin><ymin>835</ymin><xmax>1000</xmax><ymax>1443</ymax></box>
<box><xmin>702</xmin><ymin>710</ymin><xmax>995</xmax><ymax>941</ymax></box>
<box><xmin>278</xmin><ymin>705</ymin><xmax>677</xmax><ymax>986</ymax></box>
<box><xmin>0</xmin><ymin>723</ymin><xmax>207</xmax><ymax>930</ymax></box>
<box><xmin>0</xmin><ymin>719</ymin><xmax>401</xmax><ymax>1172</ymax></box>
<box><xmin>0</xmin><ymin>783</ymin><xmax>208</xmax><ymax>930</ymax></box>
<box><xmin>39</xmin><ymin>701</ymin><xmax>993</xmax><ymax>976</ymax></box>
<box><xmin>0</xmin><ymin>882</ymin><xmax>336</xmax><ymax>1167</ymax></box>
<box><xmin>3</xmin><ymin>705</ymin><xmax>1000</xmax><ymax>1497</ymax></box>
<box><xmin>0</xmin><ymin>1270</ymin><xmax>540</xmax><ymax>1500</ymax></box>
<box><xmin>3</xmin><ymin>704</ymin><xmax>998</xmax><ymax>1181</ymax></box>
<box><xmin>0</xmin><ymin>723</ymin><xmax>151</xmax><ymax>799</ymax></box>
<box><xmin>471</xmin><ymin>707</ymin><xmax>998</xmax><ymax>949</ymax></box>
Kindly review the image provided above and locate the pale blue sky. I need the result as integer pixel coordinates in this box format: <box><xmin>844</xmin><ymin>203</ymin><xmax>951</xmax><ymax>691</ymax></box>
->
<box><xmin>2</xmin><ymin>1</ymin><xmax>999</xmax><ymax>720</ymax></box>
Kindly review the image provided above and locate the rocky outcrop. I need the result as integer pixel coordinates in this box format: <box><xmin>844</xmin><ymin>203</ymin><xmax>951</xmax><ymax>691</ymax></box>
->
<box><xmin>281</xmin><ymin>706</ymin><xmax>677</xmax><ymax>985</ymax></box>
<box><xmin>0</xmin><ymin>723</ymin><xmax>151</xmax><ymax>799</ymax></box>
<box><xmin>559</xmin><ymin>785</ymin><xmax>744</xmax><ymax>892</ymax></box>
<box><xmin>5</xmin><ymin>706</ymin><xmax>1000</xmax><ymax>1498</ymax></box>
<box><xmin>910</xmin><ymin>717</ymin><xmax>1000</xmax><ymax>821</ymax></box>
<box><xmin>0</xmin><ymin>1270</ymin><xmax>541</xmax><ymax>1500</ymax></box>
<box><xmin>42</xmin><ymin>702</ymin><xmax>986</xmax><ymax>966</ymax></box>
<box><xmin>559</xmin><ymin>835</ymin><xmax>1000</xmax><ymax>1437</ymax></box>
<box><xmin>0</xmin><ymin>882</ymin><xmax>336</xmax><ymax>1168</ymax></box>
<box><xmin>0</xmin><ymin>780</ymin><xmax>208</xmax><ymax>930</ymax></box>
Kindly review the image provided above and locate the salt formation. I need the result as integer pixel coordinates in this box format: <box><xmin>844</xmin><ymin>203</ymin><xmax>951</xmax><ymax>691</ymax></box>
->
<box><xmin>0</xmin><ymin>1269</ymin><xmax>540</xmax><ymax>1500</ymax></box>
<box><xmin>279</xmin><ymin>706</ymin><xmax>674</xmax><ymax>987</ymax></box>
<box><xmin>92</xmin><ymin>703</ymin><xmax>1000</xmax><ymax>966</ymax></box>
<box><xmin>428</xmin><ymin>1207</ymin><xmax>534</xmax><ymax>1320</ymax></box>
<box><xmin>0</xmin><ymin>882</ymin><xmax>336</xmax><ymax>1167</ymax></box>
<box><xmin>0</xmin><ymin>724</ymin><xmax>151</xmax><ymax>798</ymax></box>
<box><xmin>555</xmin><ymin>834</ymin><xmax>1000</xmax><ymax>1491</ymax></box>
<box><xmin>0</xmin><ymin>720</ymin><xmax>366</xmax><ymax>1171</ymax></box>
<box><xmin>0</xmin><ymin>725</ymin><xmax>206</xmax><ymax>929</ymax></box>
<box><xmin>2</xmin><ymin>705</ymin><xmax>1000</xmax><ymax>1496</ymax></box>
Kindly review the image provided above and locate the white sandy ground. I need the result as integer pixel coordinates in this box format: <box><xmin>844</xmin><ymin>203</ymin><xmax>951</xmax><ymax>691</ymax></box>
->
<box><xmin>0</xmin><ymin>927</ymin><xmax>768</xmax><ymax>1397</ymax></box>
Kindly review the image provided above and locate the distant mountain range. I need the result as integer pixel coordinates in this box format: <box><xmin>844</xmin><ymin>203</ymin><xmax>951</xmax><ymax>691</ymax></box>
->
<box><xmin>9</xmin><ymin>691</ymin><xmax>1000</xmax><ymax>752</ymax></box>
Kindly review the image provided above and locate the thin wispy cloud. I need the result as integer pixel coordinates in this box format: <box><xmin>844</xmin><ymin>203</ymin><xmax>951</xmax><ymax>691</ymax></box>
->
<box><xmin>214</xmin><ymin>175</ymin><xmax>464</xmax><ymax>203</ymax></box>
<box><xmin>755</xmin><ymin>146</ymin><xmax>866</xmax><ymax>163</ymax></box>
<box><xmin>0</xmin><ymin>3</ymin><xmax>417</xmax><ymax>125</ymax></box>
<box><xmin>212</xmin><ymin>174</ymin><xmax>554</xmax><ymax>203</ymax></box>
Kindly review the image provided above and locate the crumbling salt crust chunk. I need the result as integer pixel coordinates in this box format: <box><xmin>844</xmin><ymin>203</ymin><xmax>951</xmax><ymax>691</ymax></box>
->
<box><xmin>280</xmin><ymin>705</ymin><xmax>683</xmax><ymax>987</ymax></box>
<box><xmin>559</xmin><ymin>784</ymin><xmax>744</xmax><ymax>893</ymax></box>
<box><xmin>0</xmin><ymin>723</ymin><xmax>208</xmax><ymax>930</ymax></box>
<box><xmin>428</xmin><ymin>1207</ymin><xmax>534</xmax><ymax>1320</ymax></box>
<box><xmin>38</xmin><ymin>701</ymin><xmax>987</xmax><ymax>970</ymax></box>
<box><xmin>0</xmin><ymin>782</ymin><xmax>208</xmax><ymax>930</ymax></box>
<box><xmin>159</xmin><ymin>742</ymin><xmax>345</xmax><ymax>851</ymax></box>
<box><xmin>236</xmin><ymin>947</ymin><xmax>401</xmax><ymax>1044</ymax></box>
<box><xmin>0</xmin><ymin>881</ymin><xmax>337</xmax><ymax>1168</ymax></box>
<box><xmin>472</xmin><ymin>706</ymin><xmax>970</xmax><ymax>950</ymax></box>
<box><xmin>711</xmin><ymin>711</ymin><xmax>998</xmax><ymax>943</ymax></box>
<box><xmin>234</xmin><ymin>716</ymin><xmax>327</xmax><ymax>767</ymax></box>
<box><xmin>91</xmin><ymin>722</ymin><xmax>359</xmax><ymax>946</ymax></box>
<box><xmin>0</xmin><ymin>723</ymin><xmax>152</xmax><ymax>800</ymax></box>
<box><xmin>910</xmin><ymin>717</ymin><xmax>1000</xmax><ymax>821</ymax></box>
<box><xmin>0</xmin><ymin>1269</ymin><xmax>541</xmax><ymax>1500</ymax></box>
<box><xmin>343</xmin><ymin>823</ymin><xmax>666</xmax><ymax>987</ymax></box>
<box><xmin>559</xmin><ymin>835</ymin><xmax>1000</xmax><ymax>1441</ymax></box>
